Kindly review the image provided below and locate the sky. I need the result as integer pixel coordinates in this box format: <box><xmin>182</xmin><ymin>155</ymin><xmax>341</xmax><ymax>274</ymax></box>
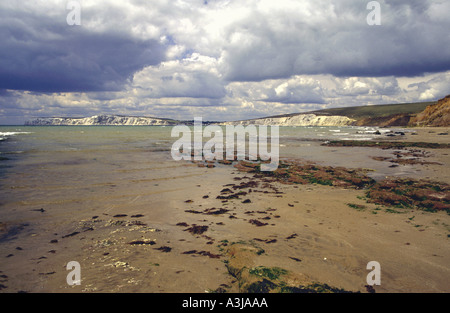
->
<box><xmin>0</xmin><ymin>0</ymin><xmax>449</xmax><ymax>125</ymax></box>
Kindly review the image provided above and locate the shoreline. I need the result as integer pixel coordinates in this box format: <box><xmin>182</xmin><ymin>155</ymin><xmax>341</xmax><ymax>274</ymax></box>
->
<box><xmin>0</xmin><ymin>127</ymin><xmax>449</xmax><ymax>293</ymax></box>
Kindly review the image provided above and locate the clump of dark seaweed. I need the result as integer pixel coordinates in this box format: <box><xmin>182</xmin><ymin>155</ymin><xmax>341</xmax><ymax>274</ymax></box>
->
<box><xmin>184</xmin><ymin>225</ymin><xmax>209</xmax><ymax>235</ymax></box>
<box><xmin>234</xmin><ymin>160</ymin><xmax>376</xmax><ymax>189</ymax></box>
<box><xmin>366</xmin><ymin>178</ymin><xmax>450</xmax><ymax>213</ymax></box>
<box><xmin>322</xmin><ymin>140</ymin><xmax>450</xmax><ymax>149</ymax></box>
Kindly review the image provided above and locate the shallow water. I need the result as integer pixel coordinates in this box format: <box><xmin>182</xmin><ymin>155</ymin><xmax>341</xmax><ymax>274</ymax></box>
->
<box><xmin>0</xmin><ymin>125</ymin><xmax>421</xmax><ymax>192</ymax></box>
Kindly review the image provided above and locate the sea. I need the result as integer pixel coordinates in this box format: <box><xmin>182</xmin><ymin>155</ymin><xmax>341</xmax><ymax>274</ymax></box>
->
<box><xmin>0</xmin><ymin>124</ymin><xmax>416</xmax><ymax>185</ymax></box>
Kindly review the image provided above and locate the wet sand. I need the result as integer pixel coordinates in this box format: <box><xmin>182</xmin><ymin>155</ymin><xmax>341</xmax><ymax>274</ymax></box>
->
<box><xmin>0</xmin><ymin>127</ymin><xmax>449</xmax><ymax>293</ymax></box>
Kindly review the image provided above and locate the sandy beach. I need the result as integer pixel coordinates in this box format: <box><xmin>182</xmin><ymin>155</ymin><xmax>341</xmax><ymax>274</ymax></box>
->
<box><xmin>0</xmin><ymin>127</ymin><xmax>449</xmax><ymax>293</ymax></box>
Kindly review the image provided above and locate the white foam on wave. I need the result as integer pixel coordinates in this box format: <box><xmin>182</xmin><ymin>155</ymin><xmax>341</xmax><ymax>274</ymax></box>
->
<box><xmin>341</xmin><ymin>137</ymin><xmax>374</xmax><ymax>141</ymax></box>
<box><xmin>0</xmin><ymin>132</ymin><xmax>33</xmax><ymax>136</ymax></box>
<box><xmin>0</xmin><ymin>131</ymin><xmax>33</xmax><ymax>142</ymax></box>
<box><xmin>332</xmin><ymin>133</ymin><xmax>350</xmax><ymax>136</ymax></box>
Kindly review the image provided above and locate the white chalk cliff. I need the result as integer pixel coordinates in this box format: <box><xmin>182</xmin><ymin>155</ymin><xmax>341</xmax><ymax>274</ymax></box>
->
<box><xmin>26</xmin><ymin>113</ymin><xmax>355</xmax><ymax>127</ymax></box>
<box><xmin>222</xmin><ymin>114</ymin><xmax>355</xmax><ymax>127</ymax></box>
<box><xmin>25</xmin><ymin>115</ymin><xmax>177</xmax><ymax>126</ymax></box>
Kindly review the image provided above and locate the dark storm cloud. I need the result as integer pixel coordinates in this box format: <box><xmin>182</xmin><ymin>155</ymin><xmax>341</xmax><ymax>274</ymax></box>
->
<box><xmin>221</xmin><ymin>0</ymin><xmax>450</xmax><ymax>82</ymax></box>
<box><xmin>0</xmin><ymin>5</ymin><xmax>166</xmax><ymax>93</ymax></box>
<box><xmin>0</xmin><ymin>0</ymin><xmax>449</xmax><ymax>125</ymax></box>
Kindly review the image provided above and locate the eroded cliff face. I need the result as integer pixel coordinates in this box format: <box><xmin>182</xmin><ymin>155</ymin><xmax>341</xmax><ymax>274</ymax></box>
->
<box><xmin>353</xmin><ymin>114</ymin><xmax>413</xmax><ymax>127</ymax></box>
<box><xmin>25</xmin><ymin>115</ymin><xmax>177</xmax><ymax>126</ymax></box>
<box><xmin>222</xmin><ymin>114</ymin><xmax>355</xmax><ymax>127</ymax></box>
<box><xmin>409</xmin><ymin>95</ymin><xmax>450</xmax><ymax>127</ymax></box>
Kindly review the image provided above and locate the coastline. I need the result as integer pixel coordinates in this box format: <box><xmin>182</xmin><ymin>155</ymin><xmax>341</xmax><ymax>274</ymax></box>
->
<box><xmin>0</xmin><ymin>126</ymin><xmax>449</xmax><ymax>293</ymax></box>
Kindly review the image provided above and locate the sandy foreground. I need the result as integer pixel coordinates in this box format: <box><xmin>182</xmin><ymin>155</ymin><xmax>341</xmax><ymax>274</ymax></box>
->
<box><xmin>0</xmin><ymin>127</ymin><xmax>449</xmax><ymax>293</ymax></box>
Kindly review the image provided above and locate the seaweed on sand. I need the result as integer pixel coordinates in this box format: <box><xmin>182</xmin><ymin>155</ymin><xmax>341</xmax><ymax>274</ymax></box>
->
<box><xmin>322</xmin><ymin>140</ymin><xmax>450</xmax><ymax>149</ymax></box>
<box><xmin>234</xmin><ymin>160</ymin><xmax>376</xmax><ymax>190</ymax></box>
<box><xmin>366</xmin><ymin>178</ymin><xmax>450</xmax><ymax>213</ymax></box>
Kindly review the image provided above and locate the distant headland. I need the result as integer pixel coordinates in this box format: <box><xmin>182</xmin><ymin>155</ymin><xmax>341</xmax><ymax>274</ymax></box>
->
<box><xmin>25</xmin><ymin>95</ymin><xmax>449</xmax><ymax>127</ymax></box>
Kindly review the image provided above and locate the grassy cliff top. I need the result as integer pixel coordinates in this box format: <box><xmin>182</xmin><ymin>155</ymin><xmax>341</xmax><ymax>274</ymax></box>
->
<box><xmin>310</xmin><ymin>101</ymin><xmax>435</xmax><ymax>119</ymax></box>
<box><xmin>264</xmin><ymin>101</ymin><xmax>435</xmax><ymax>120</ymax></box>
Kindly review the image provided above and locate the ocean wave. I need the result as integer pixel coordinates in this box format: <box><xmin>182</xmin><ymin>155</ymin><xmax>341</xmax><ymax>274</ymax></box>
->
<box><xmin>0</xmin><ymin>132</ymin><xmax>33</xmax><ymax>137</ymax></box>
<box><xmin>0</xmin><ymin>132</ymin><xmax>33</xmax><ymax>142</ymax></box>
<box><xmin>332</xmin><ymin>133</ymin><xmax>350</xmax><ymax>136</ymax></box>
<box><xmin>341</xmin><ymin>137</ymin><xmax>375</xmax><ymax>141</ymax></box>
